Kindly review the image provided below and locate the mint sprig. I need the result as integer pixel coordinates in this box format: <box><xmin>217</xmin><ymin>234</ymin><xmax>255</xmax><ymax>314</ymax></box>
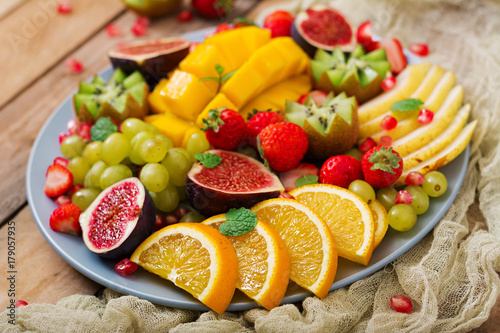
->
<box><xmin>90</xmin><ymin>117</ymin><xmax>117</xmax><ymax>142</ymax></box>
<box><xmin>199</xmin><ymin>64</ymin><xmax>236</xmax><ymax>93</ymax></box>
<box><xmin>391</xmin><ymin>98</ymin><xmax>424</xmax><ymax>112</ymax></box>
<box><xmin>195</xmin><ymin>152</ymin><xmax>222</xmax><ymax>169</ymax></box>
<box><xmin>295</xmin><ymin>174</ymin><xmax>319</xmax><ymax>188</ymax></box>
<box><xmin>219</xmin><ymin>208</ymin><xmax>258</xmax><ymax>237</ymax></box>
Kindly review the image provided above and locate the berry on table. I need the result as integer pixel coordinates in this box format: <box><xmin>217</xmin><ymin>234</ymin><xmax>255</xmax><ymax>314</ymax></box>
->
<box><xmin>57</xmin><ymin>1</ymin><xmax>72</xmax><ymax>14</ymax></box>
<box><xmin>115</xmin><ymin>258</ymin><xmax>138</xmax><ymax>276</ymax></box>
<box><xmin>16</xmin><ymin>300</ymin><xmax>28</xmax><ymax>308</ymax></box>
<box><xmin>105</xmin><ymin>23</ymin><xmax>123</xmax><ymax>38</ymax></box>
<box><xmin>65</xmin><ymin>58</ymin><xmax>83</xmax><ymax>74</ymax></box>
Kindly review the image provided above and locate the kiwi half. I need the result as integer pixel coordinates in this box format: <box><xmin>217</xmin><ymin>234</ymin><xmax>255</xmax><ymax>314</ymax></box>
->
<box><xmin>73</xmin><ymin>69</ymin><xmax>149</xmax><ymax>124</ymax></box>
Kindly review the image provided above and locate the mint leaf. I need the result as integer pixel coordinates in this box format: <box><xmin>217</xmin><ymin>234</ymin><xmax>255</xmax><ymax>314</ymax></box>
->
<box><xmin>391</xmin><ymin>98</ymin><xmax>424</xmax><ymax>112</ymax></box>
<box><xmin>90</xmin><ymin>117</ymin><xmax>118</xmax><ymax>142</ymax></box>
<box><xmin>215</xmin><ymin>64</ymin><xmax>224</xmax><ymax>75</ymax></box>
<box><xmin>221</xmin><ymin>69</ymin><xmax>237</xmax><ymax>83</ymax></box>
<box><xmin>295</xmin><ymin>174</ymin><xmax>319</xmax><ymax>188</ymax></box>
<box><xmin>195</xmin><ymin>152</ymin><xmax>222</xmax><ymax>168</ymax></box>
<box><xmin>219</xmin><ymin>208</ymin><xmax>258</xmax><ymax>237</ymax></box>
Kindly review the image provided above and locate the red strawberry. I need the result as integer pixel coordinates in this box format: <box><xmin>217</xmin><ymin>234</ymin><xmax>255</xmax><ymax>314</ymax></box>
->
<box><xmin>53</xmin><ymin>156</ymin><xmax>69</xmax><ymax>168</ymax></box>
<box><xmin>202</xmin><ymin>108</ymin><xmax>246</xmax><ymax>150</ymax></box>
<box><xmin>246</xmin><ymin>110</ymin><xmax>283</xmax><ymax>145</ymax></box>
<box><xmin>279</xmin><ymin>163</ymin><xmax>319</xmax><ymax>192</ymax></box>
<box><xmin>263</xmin><ymin>10</ymin><xmax>294</xmax><ymax>38</ymax></box>
<box><xmin>192</xmin><ymin>0</ymin><xmax>234</xmax><ymax>19</ymax></box>
<box><xmin>258</xmin><ymin>122</ymin><xmax>308</xmax><ymax>172</ymax></box>
<box><xmin>319</xmin><ymin>155</ymin><xmax>363</xmax><ymax>188</ymax></box>
<box><xmin>44</xmin><ymin>164</ymin><xmax>73</xmax><ymax>198</ymax></box>
<box><xmin>49</xmin><ymin>203</ymin><xmax>82</xmax><ymax>236</ymax></box>
<box><xmin>297</xmin><ymin>90</ymin><xmax>329</xmax><ymax>106</ymax></box>
<box><xmin>378</xmin><ymin>38</ymin><xmax>407</xmax><ymax>74</ymax></box>
<box><xmin>356</xmin><ymin>21</ymin><xmax>379</xmax><ymax>52</ymax></box>
<box><xmin>361</xmin><ymin>146</ymin><xmax>403</xmax><ymax>188</ymax></box>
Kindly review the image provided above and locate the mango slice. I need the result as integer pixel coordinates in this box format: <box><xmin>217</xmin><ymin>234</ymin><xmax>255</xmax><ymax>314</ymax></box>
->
<box><xmin>144</xmin><ymin>112</ymin><xmax>198</xmax><ymax>147</ymax></box>
<box><xmin>149</xmin><ymin>78</ymin><xmax>170</xmax><ymax>114</ymax></box>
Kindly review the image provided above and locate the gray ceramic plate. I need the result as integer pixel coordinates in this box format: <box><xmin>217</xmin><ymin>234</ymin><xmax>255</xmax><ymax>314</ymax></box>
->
<box><xmin>27</xmin><ymin>28</ymin><xmax>469</xmax><ymax>312</ymax></box>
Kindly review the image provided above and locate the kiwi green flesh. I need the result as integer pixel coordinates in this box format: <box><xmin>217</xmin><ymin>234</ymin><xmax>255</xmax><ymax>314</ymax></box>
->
<box><xmin>285</xmin><ymin>100</ymin><xmax>308</xmax><ymax>127</ymax></box>
<box><xmin>122</xmin><ymin>71</ymin><xmax>144</xmax><ymax>89</ymax></box>
<box><xmin>361</xmin><ymin>48</ymin><xmax>387</xmax><ymax>62</ymax></box>
<box><xmin>368</xmin><ymin>60</ymin><xmax>390</xmax><ymax>79</ymax></box>
<box><xmin>79</xmin><ymin>82</ymin><xmax>98</xmax><ymax>94</ymax></box>
<box><xmin>350</xmin><ymin>44</ymin><xmax>365</xmax><ymax>59</ymax></box>
<box><xmin>311</xmin><ymin>60</ymin><xmax>334</xmax><ymax>83</ymax></box>
<box><xmin>74</xmin><ymin>94</ymin><xmax>99</xmax><ymax>117</ymax></box>
<box><xmin>110</xmin><ymin>68</ymin><xmax>127</xmax><ymax>84</ymax></box>
<box><xmin>92</xmin><ymin>75</ymin><xmax>106</xmax><ymax>86</ymax></box>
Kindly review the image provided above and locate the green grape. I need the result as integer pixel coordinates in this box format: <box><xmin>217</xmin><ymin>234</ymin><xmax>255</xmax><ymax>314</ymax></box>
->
<box><xmin>140</xmin><ymin>163</ymin><xmax>169</xmax><ymax>192</ymax></box>
<box><xmin>129</xmin><ymin>131</ymin><xmax>155</xmax><ymax>165</ymax></box>
<box><xmin>82</xmin><ymin>141</ymin><xmax>102</xmax><ymax>165</ymax></box>
<box><xmin>99</xmin><ymin>164</ymin><xmax>132</xmax><ymax>189</ymax></box>
<box><xmin>89</xmin><ymin>160</ymin><xmax>108</xmax><ymax>186</ymax></box>
<box><xmin>100</xmin><ymin>133</ymin><xmax>129</xmax><ymax>165</ymax></box>
<box><xmin>71</xmin><ymin>187</ymin><xmax>101</xmax><ymax>211</ymax></box>
<box><xmin>422</xmin><ymin>171</ymin><xmax>447</xmax><ymax>197</ymax></box>
<box><xmin>161</xmin><ymin>148</ymin><xmax>193</xmax><ymax>186</ymax></box>
<box><xmin>150</xmin><ymin>183</ymin><xmax>179</xmax><ymax>212</ymax></box>
<box><xmin>139</xmin><ymin>137</ymin><xmax>168</xmax><ymax>163</ymax></box>
<box><xmin>120</xmin><ymin>118</ymin><xmax>148</xmax><ymax>141</ymax></box>
<box><xmin>405</xmin><ymin>185</ymin><xmax>430</xmax><ymax>215</ymax></box>
<box><xmin>388</xmin><ymin>204</ymin><xmax>418</xmax><ymax>231</ymax></box>
<box><xmin>84</xmin><ymin>170</ymin><xmax>97</xmax><ymax>189</ymax></box>
<box><xmin>376</xmin><ymin>187</ymin><xmax>398</xmax><ymax>211</ymax></box>
<box><xmin>186</xmin><ymin>132</ymin><xmax>210</xmax><ymax>159</ymax></box>
<box><xmin>177</xmin><ymin>186</ymin><xmax>186</xmax><ymax>201</ymax></box>
<box><xmin>155</xmin><ymin>133</ymin><xmax>174</xmax><ymax>152</ymax></box>
<box><xmin>60</xmin><ymin>135</ymin><xmax>87</xmax><ymax>159</ymax></box>
<box><xmin>348</xmin><ymin>180</ymin><xmax>375</xmax><ymax>205</ymax></box>
<box><xmin>67</xmin><ymin>156</ymin><xmax>90</xmax><ymax>185</ymax></box>
<box><xmin>179</xmin><ymin>211</ymin><xmax>205</xmax><ymax>223</ymax></box>
<box><xmin>145</xmin><ymin>122</ymin><xmax>162</xmax><ymax>135</ymax></box>
<box><xmin>345</xmin><ymin>148</ymin><xmax>363</xmax><ymax>161</ymax></box>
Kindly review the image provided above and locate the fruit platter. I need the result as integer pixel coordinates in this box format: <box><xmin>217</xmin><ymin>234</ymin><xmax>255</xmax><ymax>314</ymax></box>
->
<box><xmin>28</xmin><ymin>6</ymin><xmax>474</xmax><ymax>314</ymax></box>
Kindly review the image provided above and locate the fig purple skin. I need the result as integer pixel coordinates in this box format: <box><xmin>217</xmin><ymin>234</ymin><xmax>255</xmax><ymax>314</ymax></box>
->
<box><xmin>108</xmin><ymin>37</ymin><xmax>190</xmax><ymax>88</ymax></box>
<box><xmin>185</xmin><ymin>150</ymin><xmax>285</xmax><ymax>217</ymax></box>
<box><xmin>80</xmin><ymin>177</ymin><xmax>156</xmax><ymax>260</ymax></box>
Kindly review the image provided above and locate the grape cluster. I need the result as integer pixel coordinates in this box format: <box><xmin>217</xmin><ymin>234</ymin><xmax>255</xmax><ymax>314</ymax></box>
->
<box><xmin>59</xmin><ymin>117</ymin><xmax>210</xmax><ymax>213</ymax></box>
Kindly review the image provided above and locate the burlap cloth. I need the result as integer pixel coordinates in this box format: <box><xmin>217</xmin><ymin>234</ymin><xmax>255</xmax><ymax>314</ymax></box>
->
<box><xmin>2</xmin><ymin>0</ymin><xmax>500</xmax><ymax>331</ymax></box>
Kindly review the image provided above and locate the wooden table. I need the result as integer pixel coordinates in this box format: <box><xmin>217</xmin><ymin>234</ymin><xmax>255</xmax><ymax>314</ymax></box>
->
<box><xmin>0</xmin><ymin>0</ymin><xmax>497</xmax><ymax>331</ymax></box>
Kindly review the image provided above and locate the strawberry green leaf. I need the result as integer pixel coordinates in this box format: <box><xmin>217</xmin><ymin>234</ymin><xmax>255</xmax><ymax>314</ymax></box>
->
<box><xmin>295</xmin><ymin>174</ymin><xmax>319</xmax><ymax>187</ymax></box>
<box><xmin>90</xmin><ymin>117</ymin><xmax>117</xmax><ymax>142</ymax></box>
<box><xmin>195</xmin><ymin>152</ymin><xmax>222</xmax><ymax>169</ymax></box>
<box><xmin>391</xmin><ymin>98</ymin><xmax>424</xmax><ymax>112</ymax></box>
<box><xmin>201</xmin><ymin>108</ymin><xmax>226</xmax><ymax>132</ymax></box>
<box><xmin>368</xmin><ymin>146</ymin><xmax>401</xmax><ymax>174</ymax></box>
<box><xmin>219</xmin><ymin>208</ymin><xmax>258</xmax><ymax>236</ymax></box>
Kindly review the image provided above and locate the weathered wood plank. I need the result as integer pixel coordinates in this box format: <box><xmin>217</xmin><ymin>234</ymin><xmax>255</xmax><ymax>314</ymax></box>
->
<box><xmin>0</xmin><ymin>0</ymin><xmax>126</xmax><ymax>109</ymax></box>
<box><xmin>0</xmin><ymin>0</ymin><xmax>27</xmax><ymax>20</ymax></box>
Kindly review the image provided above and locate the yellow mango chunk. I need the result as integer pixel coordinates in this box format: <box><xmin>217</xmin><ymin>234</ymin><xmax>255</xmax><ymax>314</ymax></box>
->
<box><xmin>267</xmin><ymin>37</ymin><xmax>310</xmax><ymax>79</ymax></box>
<box><xmin>221</xmin><ymin>66</ymin><xmax>266</xmax><ymax>109</ymax></box>
<box><xmin>246</xmin><ymin>43</ymin><xmax>287</xmax><ymax>88</ymax></box>
<box><xmin>148</xmin><ymin>78</ymin><xmax>170</xmax><ymax>114</ymax></box>
<box><xmin>160</xmin><ymin>70</ymin><xmax>216</xmax><ymax>122</ymax></box>
<box><xmin>204</xmin><ymin>26</ymin><xmax>271</xmax><ymax>70</ymax></box>
<box><xmin>144</xmin><ymin>112</ymin><xmax>197</xmax><ymax>147</ymax></box>
<box><xmin>196</xmin><ymin>93</ymin><xmax>239</xmax><ymax>127</ymax></box>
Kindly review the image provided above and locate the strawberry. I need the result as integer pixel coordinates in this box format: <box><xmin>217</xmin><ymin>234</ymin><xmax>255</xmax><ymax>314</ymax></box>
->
<box><xmin>258</xmin><ymin>122</ymin><xmax>308</xmax><ymax>172</ymax></box>
<box><xmin>246</xmin><ymin>110</ymin><xmax>283</xmax><ymax>145</ymax></box>
<box><xmin>319</xmin><ymin>155</ymin><xmax>363</xmax><ymax>188</ymax></box>
<box><xmin>356</xmin><ymin>21</ymin><xmax>378</xmax><ymax>52</ymax></box>
<box><xmin>44</xmin><ymin>164</ymin><xmax>73</xmax><ymax>198</ymax></box>
<box><xmin>192</xmin><ymin>0</ymin><xmax>234</xmax><ymax>19</ymax></box>
<box><xmin>361</xmin><ymin>146</ymin><xmax>403</xmax><ymax>188</ymax></box>
<box><xmin>378</xmin><ymin>38</ymin><xmax>407</xmax><ymax>75</ymax></box>
<box><xmin>279</xmin><ymin>163</ymin><xmax>319</xmax><ymax>192</ymax></box>
<box><xmin>263</xmin><ymin>10</ymin><xmax>294</xmax><ymax>38</ymax></box>
<box><xmin>53</xmin><ymin>156</ymin><xmax>69</xmax><ymax>168</ymax></box>
<box><xmin>49</xmin><ymin>203</ymin><xmax>82</xmax><ymax>236</ymax></box>
<box><xmin>202</xmin><ymin>108</ymin><xmax>246</xmax><ymax>150</ymax></box>
<box><xmin>297</xmin><ymin>90</ymin><xmax>329</xmax><ymax>106</ymax></box>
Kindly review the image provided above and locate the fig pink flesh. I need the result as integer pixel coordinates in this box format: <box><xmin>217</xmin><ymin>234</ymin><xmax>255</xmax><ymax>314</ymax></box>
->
<box><xmin>193</xmin><ymin>152</ymin><xmax>275</xmax><ymax>192</ymax></box>
<box><xmin>117</xmin><ymin>41</ymin><xmax>187</xmax><ymax>55</ymax></box>
<box><xmin>89</xmin><ymin>181</ymin><xmax>141</xmax><ymax>249</ymax></box>
<box><xmin>301</xmin><ymin>8</ymin><xmax>352</xmax><ymax>45</ymax></box>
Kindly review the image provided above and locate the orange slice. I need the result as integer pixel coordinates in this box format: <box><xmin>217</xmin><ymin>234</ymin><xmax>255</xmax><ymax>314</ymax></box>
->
<box><xmin>130</xmin><ymin>223</ymin><xmax>238</xmax><ymax>314</ymax></box>
<box><xmin>370</xmin><ymin>199</ymin><xmax>389</xmax><ymax>249</ymax></box>
<box><xmin>289</xmin><ymin>184</ymin><xmax>375</xmax><ymax>265</ymax></box>
<box><xmin>203</xmin><ymin>215</ymin><xmax>290</xmax><ymax>310</ymax></box>
<box><xmin>251</xmin><ymin>198</ymin><xmax>337</xmax><ymax>298</ymax></box>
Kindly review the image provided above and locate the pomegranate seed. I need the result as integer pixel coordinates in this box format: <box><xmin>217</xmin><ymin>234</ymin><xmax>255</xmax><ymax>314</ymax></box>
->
<box><xmin>215</xmin><ymin>23</ymin><xmax>231</xmax><ymax>33</ymax></box>
<box><xmin>115</xmin><ymin>258</ymin><xmax>137</xmax><ymax>276</ymax></box>
<box><xmin>165</xmin><ymin>214</ymin><xmax>179</xmax><ymax>226</ymax></box>
<box><xmin>16</xmin><ymin>300</ymin><xmax>28</xmax><ymax>308</ymax></box>
<box><xmin>55</xmin><ymin>195</ymin><xmax>71</xmax><ymax>206</ymax></box>
<box><xmin>417</xmin><ymin>109</ymin><xmax>434</xmax><ymax>125</ymax></box>
<box><xmin>154</xmin><ymin>213</ymin><xmax>167</xmax><ymax>231</ymax></box>
<box><xmin>359</xmin><ymin>137</ymin><xmax>377</xmax><ymax>154</ymax></box>
<box><xmin>379</xmin><ymin>135</ymin><xmax>392</xmax><ymax>147</ymax></box>
<box><xmin>382</xmin><ymin>76</ymin><xmax>396</xmax><ymax>91</ymax></box>
<box><xmin>189</xmin><ymin>42</ymin><xmax>201</xmax><ymax>53</ymax></box>
<box><xmin>390</xmin><ymin>295</ymin><xmax>412</xmax><ymax>313</ymax></box>
<box><xmin>105</xmin><ymin>23</ymin><xmax>122</xmax><ymax>38</ymax></box>
<box><xmin>405</xmin><ymin>172</ymin><xmax>425</xmax><ymax>186</ymax></box>
<box><xmin>174</xmin><ymin>206</ymin><xmax>191</xmax><ymax>219</ymax></box>
<box><xmin>58</xmin><ymin>132</ymin><xmax>69</xmax><ymax>144</ymax></box>
<box><xmin>78</xmin><ymin>122</ymin><xmax>92</xmax><ymax>141</ymax></box>
<box><xmin>177</xmin><ymin>9</ymin><xmax>193</xmax><ymax>22</ymax></box>
<box><xmin>53</xmin><ymin>156</ymin><xmax>69</xmax><ymax>168</ymax></box>
<box><xmin>65</xmin><ymin>58</ymin><xmax>83</xmax><ymax>74</ymax></box>
<box><xmin>380</xmin><ymin>116</ymin><xmax>398</xmax><ymax>131</ymax></box>
<box><xmin>57</xmin><ymin>2</ymin><xmax>72</xmax><ymax>14</ymax></box>
<box><xmin>135</xmin><ymin>17</ymin><xmax>150</xmax><ymax>27</ymax></box>
<box><xmin>278</xmin><ymin>192</ymin><xmax>295</xmax><ymax>199</ymax></box>
<box><xmin>131</xmin><ymin>23</ymin><xmax>147</xmax><ymax>37</ymax></box>
<box><xmin>410</xmin><ymin>43</ymin><xmax>429</xmax><ymax>57</ymax></box>
<box><xmin>67</xmin><ymin>119</ymin><xmax>78</xmax><ymax>135</ymax></box>
<box><xmin>395</xmin><ymin>190</ymin><xmax>412</xmax><ymax>205</ymax></box>
<box><xmin>68</xmin><ymin>185</ymin><xmax>83</xmax><ymax>197</ymax></box>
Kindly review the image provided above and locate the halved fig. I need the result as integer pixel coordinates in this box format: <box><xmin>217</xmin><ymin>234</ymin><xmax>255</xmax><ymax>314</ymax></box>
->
<box><xmin>108</xmin><ymin>37</ymin><xmax>190</xmax><ymax>87</ymax></box>
<box><xmin>186</xmin><ymin>150</ymin><xmax>284</xmax><ymax>217</ymax></box>
<box><xmin>80</xmin><ymin>177</ymin><xmax>156</xmax><ymax>259</ymax></box>
<box><xmin>291</xmin><ymin>5</ymin><xmax>356</xmax><ymax>57</ymax></box>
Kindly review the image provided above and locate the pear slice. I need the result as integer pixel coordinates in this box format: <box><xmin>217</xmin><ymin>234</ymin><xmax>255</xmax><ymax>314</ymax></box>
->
<box><xmin>402</xmin><ymin>104</ymin><xmax>470</xmax><ymax>171</ymax></box>
<box><xmin>391</xmin><ymin>85</ymin><xmax>464</xmax><ymax>157</ymax></box>
<box><xmin>358</xmin><ymin>62</ymin><xmax>432</xmax><ymax>123</ymax></box>
<box><xmin>394</xmin><ymin>119</ymin><xmax>477</xmax><ymax>187</ymax></box>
